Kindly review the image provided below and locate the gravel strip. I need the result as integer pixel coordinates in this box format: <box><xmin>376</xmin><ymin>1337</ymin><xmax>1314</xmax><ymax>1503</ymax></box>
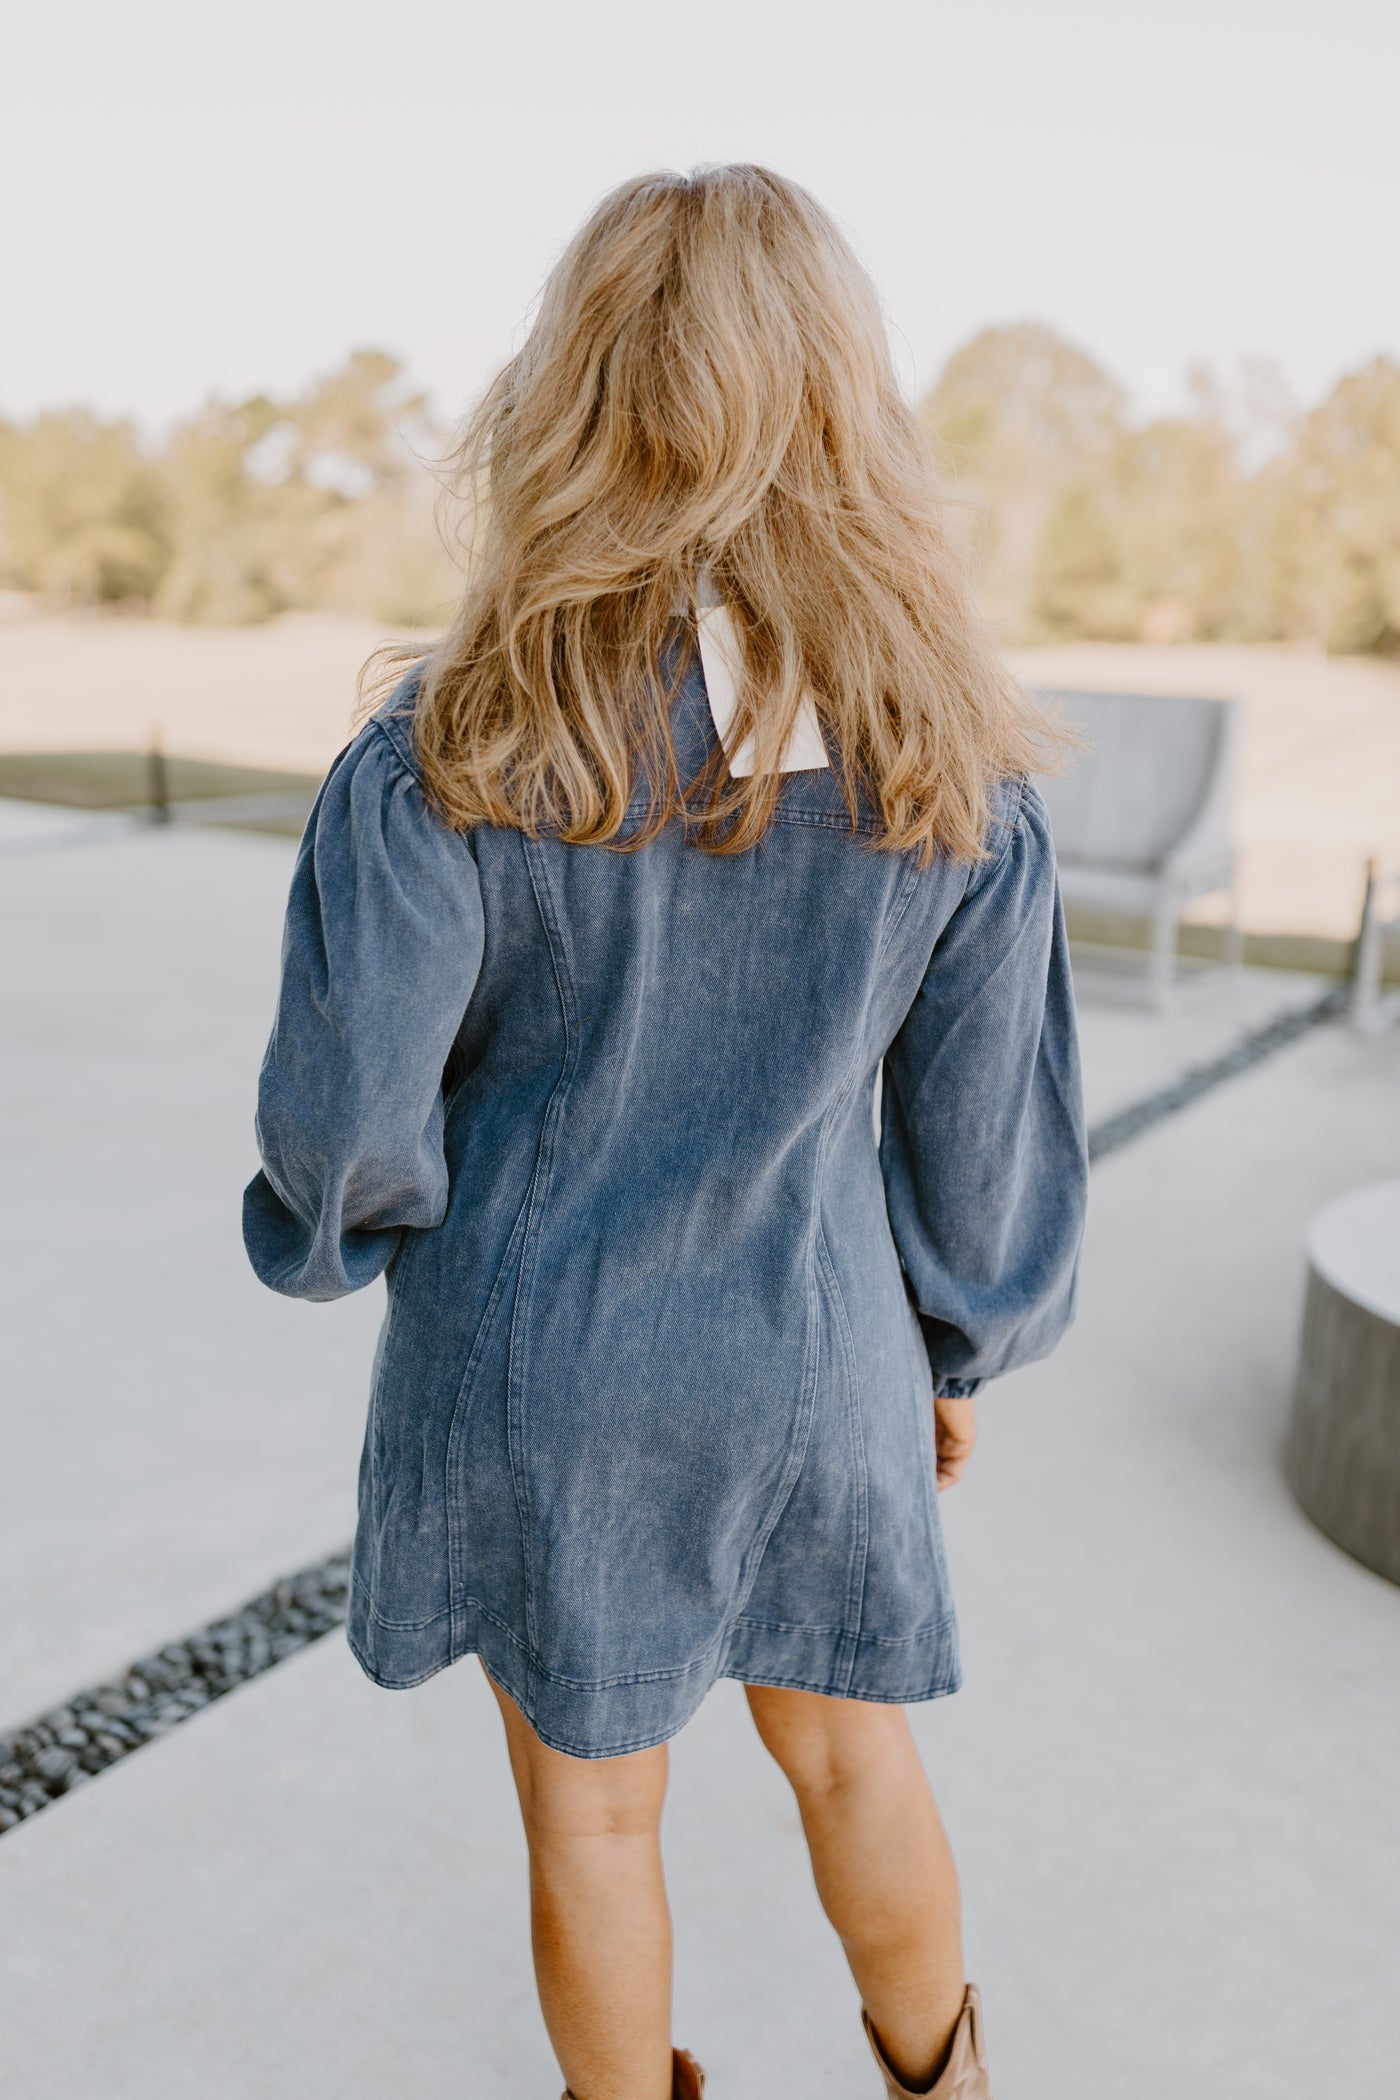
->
<box><xmin>1086</xmin><ymin>982</ymin><xmax>1349</xmax><ymax>1162</ymax></box>
<box><xmin>0</xmin><ymin>1555</ymin><xmax>349</xmax><ymax>1836</ymax></box>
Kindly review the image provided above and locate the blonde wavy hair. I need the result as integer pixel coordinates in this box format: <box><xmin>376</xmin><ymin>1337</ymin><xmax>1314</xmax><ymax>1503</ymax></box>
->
<box><xmin>365</xmin><ymin>164</ymin><xmax>1053</xmax><ymax>863</ymax></box>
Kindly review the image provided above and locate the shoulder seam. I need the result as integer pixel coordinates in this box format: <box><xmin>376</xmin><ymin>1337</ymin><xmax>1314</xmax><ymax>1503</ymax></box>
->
<box><xmin>964</xmin><ymin>772</ymin><xmax>1028</xmax><ymax>901</ymax></box>
<box><xmin>368</xmin><ymin>709</ymin><xmax>424</xmax><ymax>783</ymax></box>
<box><xmin>362</xmin><ymin>711</ymin><xmax>479</xmax><ymax>863</ymax></box>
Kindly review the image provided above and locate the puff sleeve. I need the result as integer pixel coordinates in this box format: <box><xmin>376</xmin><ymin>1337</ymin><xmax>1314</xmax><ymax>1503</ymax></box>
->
<box><xmin>242</xmin><ymin>715</ymin><xmax>485</xmax><ymax>1301</ymax></box>
<box><xmin>879</xmin><ymin>778</ymin><xmax>1088</xmax><ymax>1395</ymax></box>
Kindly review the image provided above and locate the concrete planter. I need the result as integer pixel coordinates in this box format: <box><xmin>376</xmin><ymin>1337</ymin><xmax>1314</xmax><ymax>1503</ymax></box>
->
<box><xmin>1288</xmin><ymin>1180</ymin><xmax>1400</xmax><ymax>1586</ymax></box>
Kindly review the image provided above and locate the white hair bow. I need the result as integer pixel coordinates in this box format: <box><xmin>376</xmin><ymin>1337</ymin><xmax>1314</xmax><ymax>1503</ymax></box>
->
<box><xmin>694</xmin><ymin>574</ymin><xmax>829</xmax><ymax>776</ymax></box>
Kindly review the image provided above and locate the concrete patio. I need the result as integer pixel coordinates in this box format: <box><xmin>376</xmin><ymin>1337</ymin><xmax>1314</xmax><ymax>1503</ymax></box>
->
<box><xmin>2</xmin><ymin>803</ymin><xmax>1398</xmax><ymax>2098</ymax></box>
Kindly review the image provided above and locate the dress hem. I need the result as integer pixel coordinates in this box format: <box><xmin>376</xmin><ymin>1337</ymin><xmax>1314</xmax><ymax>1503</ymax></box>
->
<box><xmin>346</xmin><ymin>1589</ymin><xmax>962</xmax><ymax>1759</ymax></box>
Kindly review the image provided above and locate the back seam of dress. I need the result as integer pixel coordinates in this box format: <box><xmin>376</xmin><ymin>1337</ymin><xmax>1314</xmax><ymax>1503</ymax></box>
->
<box><xmin>717</xmin><ymin>1127</ymin><xmax>826</xmax><ymax>1673</ymax></box>
<box><xmin>505</xmin><ymin>835</ymin><xmax>585</xmax><ymax>1689</ymax></box>
<box><xmin>815</xmin><ymin>1216</ymin><xmax>871</xmax><ymax>1695</ymax></box>
<box><xmin>790</xmin><ymin>884</ymin><xmax>919</xmax><ymax>1687</ymax></box>
<box><xmin>444</xmin><ymin>1168</ymin><xmax>542</xmax><ymax>1656</ymax></box>
<box><xmin>720</xmin><ymin>1040</ymin><xmax>877</xmax><ymax>1671</ymax></box>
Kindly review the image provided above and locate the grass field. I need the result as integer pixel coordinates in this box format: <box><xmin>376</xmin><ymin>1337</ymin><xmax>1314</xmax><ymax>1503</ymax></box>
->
<box><xmin>0</xmin><ymin>748</ymin><xmax>318</xmax><ymax>811</ymax></box>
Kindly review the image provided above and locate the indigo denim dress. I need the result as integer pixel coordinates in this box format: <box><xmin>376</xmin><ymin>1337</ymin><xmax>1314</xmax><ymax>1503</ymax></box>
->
<box><xmin>244</xmin><ymin>659</ymin><xmax>1087</xmax><ymax>1757</ymax></box>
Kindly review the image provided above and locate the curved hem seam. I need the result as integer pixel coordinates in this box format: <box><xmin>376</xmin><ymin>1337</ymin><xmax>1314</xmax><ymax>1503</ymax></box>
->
<box><xmin>346</xmin><ymin>1631</ymin><xmax>963</xmax><ymax>1756</ymax></box>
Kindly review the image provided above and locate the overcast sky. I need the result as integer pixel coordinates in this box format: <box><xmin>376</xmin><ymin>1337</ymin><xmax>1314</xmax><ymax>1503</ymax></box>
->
<box><xmin>4</xmin><ymin>0</ymin><xmax>1395</xmax><ymax>432</ymax></box>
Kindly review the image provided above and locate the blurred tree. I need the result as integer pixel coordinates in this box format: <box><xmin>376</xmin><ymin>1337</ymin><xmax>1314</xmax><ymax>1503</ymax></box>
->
<box><xmin>287</xmin><ymin>351</ymin><xmax>457</xmax><ymax>625</ymax></box>
<box><xmin>291</xmin><ymin>347</ymin><xmax>426</xmax><ymax>493</ymax></box>
<box><xmin>921</xmin><ymin>323</ymin><xmax>1125</xmax><ymax>635</ymax></box>
<box><xmin>155</xmin><ymin>354</ymin><xmax>457</xmax><ymax>625</ymax></box>
<box><xmin>0</xmin><ymin>351</ymin><xmax>458</xmax><ymax>628</ymax></box>
<box><xmin>153</xmin><ymin>393</ymin><xmax>292</xmax><ymax>623</ymax></box>
<box><xmin>0</xmin><ymin>412</ymin><xmax>167</xmax><ymax>603</ymax></box>
<box><xmin>1278</xmin><ymin>357</ymin><xmax>1400</xmax><ymax>655</ymax></box>
<box><xmin>1113</xmin><ymin>409</ymin><xmax>1246</xmax><ymax>641</ymax></box>
<box><xmin>920</xmin><ymin>327</ymin><xmax>1400</xmax><ymax>657</ymax></box>
<box><xmin>1031</xmin><ymin>482</ymin><xmax>1133</xmax><ymax>638</ymax></box>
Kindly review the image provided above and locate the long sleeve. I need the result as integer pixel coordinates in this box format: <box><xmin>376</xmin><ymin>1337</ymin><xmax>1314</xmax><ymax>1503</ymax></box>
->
<box><xmin>242</xmin><ymin>714</ymin><xmax>485</xmax><ymax>1302</ymax></box>
<box><xmin>879</xmin><ymin>776</ymin><xmax>1087</xmax><ymax>1395</ymax></box>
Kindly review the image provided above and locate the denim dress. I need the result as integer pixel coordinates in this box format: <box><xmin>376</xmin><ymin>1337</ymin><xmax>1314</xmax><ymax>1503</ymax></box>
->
<box><xmin>244</xmin><ymin>658</ymin><xmax>1087</xmax><ymax>1757</ymax></box>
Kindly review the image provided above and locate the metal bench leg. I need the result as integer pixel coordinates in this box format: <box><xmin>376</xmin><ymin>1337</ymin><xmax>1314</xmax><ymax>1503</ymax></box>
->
<box><xmin>1148</xmin><ymin>883</ymin><xmax>1179</xmax><ymax>1010</ymax></box>
<box><xmin>1222</xmin><ymin>878</ymin><xmax>1245</xmax><ymax>971</ymax></box>
<box><xmin>1351</xmin><ymin>863</ymin><xmax>1382</xmax><ymax>1033</ymax></box>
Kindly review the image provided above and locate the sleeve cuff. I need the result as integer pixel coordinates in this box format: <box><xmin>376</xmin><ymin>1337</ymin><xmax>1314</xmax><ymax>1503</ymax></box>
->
<box><xmin>931</xmin><ymin>1376</ymin><xmax>982</xmax><ymax>1399</ymax></box>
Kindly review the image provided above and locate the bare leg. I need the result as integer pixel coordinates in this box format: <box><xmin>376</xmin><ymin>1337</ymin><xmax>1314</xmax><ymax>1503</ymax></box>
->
<box><xmin>746</xmin><ymin>1684</ymin><xmax>965</xmax><ymax>2091</ymax></box>
<box><xmin>486</xmin><ymin>1667</ymin><xmax>673</xmax><ymax>2100</ymax></box>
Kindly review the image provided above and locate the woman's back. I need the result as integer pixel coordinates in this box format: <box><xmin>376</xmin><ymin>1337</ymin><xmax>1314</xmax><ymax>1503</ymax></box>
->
<box><xmin>245</xmin><ymin>644</ymin><xmax>1083</xmax><ymax>1751</ymax></box>
<box><xmin>242</xmin><ymin>164</ymin><xmax>1088</xmax><ymax>2096</ymax></box>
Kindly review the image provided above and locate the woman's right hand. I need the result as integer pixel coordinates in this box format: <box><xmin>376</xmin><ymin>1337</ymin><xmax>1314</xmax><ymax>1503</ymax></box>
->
<box><xmin>933</xmin><ymin>1397</ymin><xmax>978</xmax><ymax>1491</ymax></box>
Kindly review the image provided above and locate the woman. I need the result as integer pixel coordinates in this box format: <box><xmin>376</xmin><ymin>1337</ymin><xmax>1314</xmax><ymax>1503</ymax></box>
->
<box><xmin>245</xmin><ymin>165</ymin><xmax>1086</xmax><ymax>2100</ymax></box>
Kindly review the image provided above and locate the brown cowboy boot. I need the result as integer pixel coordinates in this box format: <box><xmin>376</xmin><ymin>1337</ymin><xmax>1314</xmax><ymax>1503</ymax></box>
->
<box><xmin>862</xmin><ymin>1984</ymin><xmax>993</xmax><ymax>2098</ymax></box>
<box><xmin>672</xmin><ymin>2050</ymin><xmax>706</xmax><ymax>2099</ymax></box>
<box><xmin>562</xmin><ymin>2045</ymin><xmax>706</xmax><ymax>2100</ymax></box>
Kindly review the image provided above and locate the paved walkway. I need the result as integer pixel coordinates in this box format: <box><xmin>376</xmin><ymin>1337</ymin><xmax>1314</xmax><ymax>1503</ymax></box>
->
<box><xmin>0</xmin><ymin>808</ymin><xmax>380</xmax><ymax>1720</ymax></box>
<box><xmin>3</xmin><ymin>810</ymin><xmax>1398</xmax><ymax>2097</ymax></box>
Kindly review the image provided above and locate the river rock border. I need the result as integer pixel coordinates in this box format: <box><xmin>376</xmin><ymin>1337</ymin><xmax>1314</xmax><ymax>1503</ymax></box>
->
<box><xmin>1087</xmin><ymin>983</ymin><xmax>1347</xmax><ymax>1162</ymax></box>
<box><xmin>0</xmin><ymin>1555</ymin><xmax>349</xmax><ymax>1834</ymax></box>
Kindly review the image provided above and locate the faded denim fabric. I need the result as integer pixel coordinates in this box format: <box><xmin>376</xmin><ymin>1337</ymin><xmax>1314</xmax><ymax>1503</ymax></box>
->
<box><xmin>244</xmin><ymin>660</ymin><xmax>1087</xmax><ymax>1757</ymax></box>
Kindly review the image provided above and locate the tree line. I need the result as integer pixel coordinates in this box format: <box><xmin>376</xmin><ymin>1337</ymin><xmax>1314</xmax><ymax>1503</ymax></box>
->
<box><xmin>0</xmin><ymin>351</ymin><xmax>454</xmax><ymax>628</ymax></box>
<box><xmin>1</xmin><ymin>327</ymin><xmax>1397</xmax><ymax>653</ymax></box>
<box><xmin>922</xmin><ymin>324</ymin><xmax>1399</xmax><ymax>655</ymax></box>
